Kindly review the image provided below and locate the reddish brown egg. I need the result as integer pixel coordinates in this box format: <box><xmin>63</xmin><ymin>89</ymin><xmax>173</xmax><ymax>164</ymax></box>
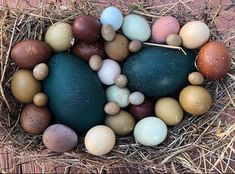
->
<box><xmin>71</xmin><ymin>42</ymin><xmax>105</xmax><ymax>61</ymax></box>
<box><xmin>196</xmin><ymin>41</ymin><xmax>231</xmax><ymax>80</ymax></box>
<box><xmin>11</xmin><ymin>40</ymin><xmax>52</xmax><ymax>69</ymax></box>
<box><xmin>72</xmin><ymin>15</ymin><xmax>101</xmax><ymax>43</ymax></box>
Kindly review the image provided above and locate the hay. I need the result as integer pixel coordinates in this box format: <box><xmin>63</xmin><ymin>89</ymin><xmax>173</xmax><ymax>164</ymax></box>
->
<box><xmin>0</xmin><ymin>0</ymin><xmax>234</xmax><ymax>173</ymax></box>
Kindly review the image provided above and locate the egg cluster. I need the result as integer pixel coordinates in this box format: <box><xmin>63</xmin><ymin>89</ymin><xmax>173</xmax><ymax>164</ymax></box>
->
<box><xmin>10</xmin><ymin>6</ymin><xmax>231</xmax><ymax>156</ymax></box>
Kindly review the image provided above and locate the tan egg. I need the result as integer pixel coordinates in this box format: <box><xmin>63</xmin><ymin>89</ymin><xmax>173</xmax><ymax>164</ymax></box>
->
<box><xmin>166</xmin><ymin>34</ymin><xmax>182</xmax><ymax>47</ymax></box>
<box><xmin>104</xmin><ymin>101</ymin><xmax>120</xmax><ymax>115</ymax></box>
<box><xmin>101</xmin><ymin>24</ymin><xmax>116</xmax><ymax>41</ymax></box>
<box><xmin>89</xmin><ymin>55</ymin><xmax>103</xmax><ymax>71</ymax></box>
<box><xmin>114</xmin><ymin>74</ymin><xmax>128</xmax><ymax>88</ymax></box>
<box><xmin>179</xmin><ymin>85</ymin><xmax>212</xmax><ymax>115</ymax></box>
<box><xmin>188</xmin><ymin>72</ymin><xmax>204</xmax><ymax>85</ymax></box>
<box><xmin>11</xmin><ymin>69</ymin><xmax>42</xmax><ymax>103</ymax></box>
<box><xmin>33</xmin><ymin>63</ymin><xmax>49</xmax><ymax>80</ymax></box>
<box><xmin>104</xmin><ymin>110</ymin><xmax>136</xmax><ymax>136</ymax></box>
<box><xmin>33</xmin><ymin>92</ymin><xmax>48</xmax><ymax>107</ymax></box>
<box><xmin>128</xmin><ymin>40</ymin><xmax>142</xmax><ymax>53</ymax></box>
<box><xmin>155</xmin><ymin>97</ymin><xmax>183</xmax><ymax>126</ymax></box>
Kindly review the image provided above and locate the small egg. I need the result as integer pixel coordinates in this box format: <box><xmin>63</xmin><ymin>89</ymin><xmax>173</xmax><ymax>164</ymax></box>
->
<box><xmin>179</xmin><ymin>85</ymin><xmax>212</xmax><ymax>115</ymax></box>
<box><xmin>85</xmin><ymin>125</ymin><xmax>115</xmax><ymax>156</ymax></box>
<box><xmin>129</xmin><ymin>91</ymin><xmax>145</xmax><ymax>105</ymax></box>
<box><xmin>188</xmin><ymin>72</ymin><xmax>204</xmax><ymax>85</ymax></box>
<box><xmin>155</xmin><ymin>97</ymin><xmax>183</xmax><ymax>126</ymax></box>
<box><xmin>105</xmin><ymin>110</ymin><xmax>136</xmax><ymax>136</ymax></box>
<box><xmin>97</xmin><ymin>59</ymin><xmax>121</xmax><ymax>85</ymax></box>
<box><xmin>33</xmin><ymin>63</ymin><xmax>49</xmax><ymax>80</ymax></box>
<box><xmin>89</xmin><ymin>55</ymin><xmax>103</xmax><ymax>71</ymax></box>
<box><xmin>104</xmin><ymin>101</ymin><xmax>120</xmax><ymax>115</ymax></box>
<box><xmin>134</xmin><ymin>117</ymin><xmax>167</xmax><ymax>146</ymax></box>
<box><xmin>166</xmin><ymin>34</ymin><xmax>182</xmax><ymax>46</ymax></box>
<box><xmin>101</xmin><ymin>24</ymin><xmax>116</xmax><ymax>41</ymax></box>
<box><xmin>33</xmin><ymin>92</ymin><xmax>48</xmax><ymax>107</ymax></box>
<box><xmin>114</xmin><ymin>74</ymin><xmax>128</xmax><ymax>88</ymax></box>
<box><xmin>20</xmin><ymin>104</ymin><xmax>51</xmax><ymax>134</ymax></box>
<box><xmin>128</xmin><ymin>40</ymin><xmax>142</xmax><ymax>53</ymax></box>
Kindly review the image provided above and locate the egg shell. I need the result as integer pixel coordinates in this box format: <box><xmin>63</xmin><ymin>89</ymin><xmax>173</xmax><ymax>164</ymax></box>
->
<box><xmin>101</xmin><ymin>24</ymin><xmax>116</xmax><ymax>41</ymax></box>
<box><xmin>43</xmin><ymin>124</ymin><xmax>78</xmax><ymax>153</ymax></box>
<box><xmin>33</xmin><ymin>63</ymin><xmax>49</xmax><ymax>80</ymax></box>
<box><xmin>20</xmin><ymin>104</ymin><xmax>51</xmax><ymax>134</ymax></box>
<box><xmin>114</xmin><ymin>74</ymin><xmax>128</xmax><ymax>88</ymax></box>
<box><xmin>11</xmin><ymin>69</ymin><xmax>42</xmax><ymax>103</ymax></box>
<box><xmin>129</xmin><ymin>91</ymin><xmax>145</xmax><ymax>105</ymax></box>
<box><xmin>104</xmin><ymin>101</ymin><xmax>120</xmax><ymax>115</ymax></box>
<box><xmin>188</xmin><ymin>72</ymin><xmax>204</xmax><ymax>85</ymax></box>
<box><xmin>100</xmin><ymin>6</ymin><xmax>123</xmax><ymax>31</ymax></box>
<box><xmin>89</xmin><ymin>55</ymin><xmax>103</xmax><ymax>71</ymax></box>
<box><xmin>11</xmin><ymin>40</ymin><xmax>52</xmax><ymax>68</ymax></box>
<box><xmin>33</xmin><ymin>92</ymin><xmax>48</xmax><ymax>107</ymax></box>
<box><xmin>134</xmin><ymin>117</ymin><xmax>167</xmax><ymax>146</ymax></box>
<box><xmin>166</xmin><ymin>34</ymin><xmax>182</xmax><ymax>47</ymax></box>
<box><xmin>71</xmin><ymin>42</ymin><xmax>105</xmax><ymax>61</ymax></box>
<box><xmin>196</xmin><ymin>41</ymin><xmax>231</xmax><ymax>80</ymax></box>
<box><xmin>85</xmin><ymin>125</ymin><xmax>115</xmax><ymax>156</ymax></box>
<box><xmin>72</xmin><ymin>15</ymin><xmax>101</xmax><ymax>43</ymax></box>
<box><xmin>152</xmin><ymin>16</ymin><xmax>180</xmax><ymax>43</ymax></box>
<box><xmin>128</xmin><ymin>40</ymin><xmax>142</xmax><ymax>53</ymax></box>
<box><xmin>122</xmin><ymin>14</ymin><xmax>151</xmax><ymax>42</ymax></box>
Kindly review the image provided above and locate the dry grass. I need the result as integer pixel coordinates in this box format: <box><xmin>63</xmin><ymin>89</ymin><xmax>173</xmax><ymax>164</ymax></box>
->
<box><xmin>0</xmin><ymin>0</ymin><xmax>234</xmax><ymax>173</ymax></box>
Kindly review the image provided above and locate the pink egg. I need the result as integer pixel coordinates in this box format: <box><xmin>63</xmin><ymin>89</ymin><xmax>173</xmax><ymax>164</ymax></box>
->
<box><xmin>151</xmin><ymin>16</ymin><xmax>180</xmax><ymax>43</ymax></box>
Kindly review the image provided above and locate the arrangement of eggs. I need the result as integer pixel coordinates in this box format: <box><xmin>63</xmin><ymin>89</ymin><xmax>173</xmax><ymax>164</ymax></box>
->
<box><xmin>10</xmin><ymin>6</ymin><xmax>231</xmax><ymax>156</ymax></box>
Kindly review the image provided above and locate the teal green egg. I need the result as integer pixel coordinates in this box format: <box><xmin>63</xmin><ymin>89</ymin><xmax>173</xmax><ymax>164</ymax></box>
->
<box><xmin>122</xmin><ymin>47</ymin><xmax>197</xmax><ymax>97</ymax></box>
<box><xmin>43</xmin><ymin>53</ymin><xmax>106</xmax><ymax>134</ymax></box>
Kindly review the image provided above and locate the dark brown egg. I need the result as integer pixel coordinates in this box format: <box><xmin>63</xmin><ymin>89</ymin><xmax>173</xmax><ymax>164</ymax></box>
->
<box><xmin>11</xmin><ymin>40</ymin><xmax>52</xmax><ymax>69</ymax></box>
<box><xmin>196</xmin><ymin>41</ymin><xmax>231</xmax><ymax>80</ymax></box>
<box><xmin>71</xmin><ymin>42</ymin><xmax>105</xmax><ymax>61</ymax></box>
<box><xmin>72</xmin><ymin>15</ymin><xmax>101</xmax><ymax>43</ymax></box>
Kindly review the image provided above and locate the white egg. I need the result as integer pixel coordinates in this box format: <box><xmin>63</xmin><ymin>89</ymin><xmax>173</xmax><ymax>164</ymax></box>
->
<box><xmin>97</xmin><ymin>59</ymin><xmax>121</xmax><ymax>85</ymax></box>
<box><xmin>129</xmin><ymin>91</ymin><xmax>145</xmax><ymax>105</ymax></box>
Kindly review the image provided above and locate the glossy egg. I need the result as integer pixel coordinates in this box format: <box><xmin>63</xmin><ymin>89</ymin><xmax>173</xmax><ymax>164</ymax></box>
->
<box><xmin>11</xmin><ymin>69</ymin><xmax>42</xmax><ymax>103</ymax></box>
<box><xmin>101</xmin><ymin>24</ymin><xmax>116</xmax><ymax>41</ymax></box>
<box><xmin>104</xmin><ymin>101</ymin><xmax>120</xmax><ymax>116</ymax></box>
<box><xmin>33</xmin><ymin>63</ymin><xmax>49</xmax><ymax>80</ymax></box>
<box><xmin>129</xmin><ymin>91</ymin><xmax>145</xmax><ymax>105</ymax></box>
<box><xmin>33</xmin><ymin>92</ymin><xmax>48</xmax><ymax>107</ymax></box>
<box><xmin>11</xmin><ymin>40</ymin><xmax>52</xmax><ymax>68</ymax></box>
<box><xmin>196</xmin><ymin>41</ymin><xmax>231</xmax><ymax>80</ymax></box>
<box><xmin>188</xmin><ymin>72</ymin><xmax>204</xmax><ymax>85</ymax></box>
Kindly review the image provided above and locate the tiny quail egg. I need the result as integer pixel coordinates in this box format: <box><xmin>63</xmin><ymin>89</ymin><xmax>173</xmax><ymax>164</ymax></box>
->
<box><xmin>114</xmin><ymin>74</ymin><xmax>128</xmax><ymax>88</ymax></box>
<box><xmin>188</xmin><ymin>72</ymin><xmax>204</xmax><ymax>85</ymax></box>
<box><xmin>166</xmin><ymin>34</ymin><xmax>182</xmax><ymax>46</ymax></box>
<box><xmin>89</xmin><ymin>55</ymin><xmax>103</xmax><ymax>71</ymax></box>
<box><xmin>129</xmin><ymin>91</ymin><xmax>145</xmax><ymax>105</ymax></box>
<box><xmin>104</xmin><ymin>101</ymin><xmax>120</xmax><ymax>115</ymax></box>
<box><xmin>33</xmin><ymin>92</ymin><xmax>48</xmax><ymax>107</ymax></box>
<box><xmin>128</xmin><ymin>40</ymin><xmax>142</xmax><ymax>53</ymax></box>
<box><xmin>101</xmin><ymin>24</ymin><xmax>116</xmax><ymax>41</ymax></box>
<box><xmin>33</xmin><ymin>63</ymin><xmax>49</xmax><ymax>80</ymax></box>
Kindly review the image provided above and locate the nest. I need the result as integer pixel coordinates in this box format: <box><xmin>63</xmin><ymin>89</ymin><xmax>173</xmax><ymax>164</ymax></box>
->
<box><xmin>0</xmin><ymin>0</ymin><xmax>234</xmax><ymax>173</ymax></box>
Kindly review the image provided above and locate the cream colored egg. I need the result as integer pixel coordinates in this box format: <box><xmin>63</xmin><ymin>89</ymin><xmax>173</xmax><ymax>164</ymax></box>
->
<box><xmin>89</xmin><ymin>55</ymin><xmax>103</xmax><ymax>71</ymax></box>
<box><xmin>188</xmin><ymin>72</ymin><xmax>204</xmax><ymax>85</ymax></box>
<box><xmin>33</xmin><ymin>63</ymin><xmax>49</xmax><ymax>80</ymax></box>
<box><xmin>114</xmin><ymin>74</ymin><xmax>128</xmax><ymax>88</ymax></box>
<box><xmin>33</xmin><ymin>92</ymin><xmax>48</xmax><ymax>107</ymax></box>
<box><xmin>104</xmin><ymin>101</ymin><xmax>120</xmax><ymax>115</ymax></box>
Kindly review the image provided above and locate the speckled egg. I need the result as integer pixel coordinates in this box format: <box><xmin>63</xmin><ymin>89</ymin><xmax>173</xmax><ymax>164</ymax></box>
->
<box><xmin>128</xmin><ymin>40</ymin><xmax>142</xmax><ymax>53</ymax></box>
<box><xmin>33</xmin><ymin>63</ymin><xmax>49</xmax><ymax>80</ymax></box>
<box><xmin>188</xmin><ymin>72</ymin><xmax>204</xmax><ymax>85</ymax></box>
<box><xmin>114</xmin><ymin>74</ymin><xmax>128</xmax><ymax>88</ymax></box>
<box><xmin>101</xmin><ymin>24</ymin><xmax>116</xmax><ymax>41</ymax></box>
<box><xmin>104</xmin><ymin>101</ymin><xmax>120</xmax><ymax>116</ymax></box>
<box><xmin>89</xmin><ymin>55</ymin><xmax>103</xmax><ymax>71</ymax></box>
<box><xmin>33</xmin><ymin>92</ymin><xmax>48</xmax><ymax>107</ymax></box>
<box><xmin>166</xmin><ymin>34</ymin><xmax>182</xmax><ymax>46</ymax></box>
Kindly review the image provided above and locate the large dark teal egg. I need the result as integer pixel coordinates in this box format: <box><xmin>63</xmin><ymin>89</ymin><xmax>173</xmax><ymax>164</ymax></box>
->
<box><xmin>122</xmin><ymin>47</ymin><xmax>196</xmax><ymax>97</ymax></box>
<box><xmin>43</xmin><ymin>53</ymin><xmax>106</xmax><ymax>134</ymax></box>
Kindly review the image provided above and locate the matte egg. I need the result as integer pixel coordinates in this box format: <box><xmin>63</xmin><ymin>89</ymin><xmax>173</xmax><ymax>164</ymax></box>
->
<box><xmin>196</xmin><ymin>41</ymin><xmax>231</xmax><ymax>80</ymax></box>
<box><xmin>104</xmin><ymin>34</ymin><xmax>129</xmax><ymax>61</ymax></box>
<box><xmin>72</xmin><ymin>15</ymin><xmax>101</xmax><ymax>43</ymax></box>
<box><xmin>97</xmin><ymin>59</ymin><xmax>121</xmax><ymax>85</ymax></box>
<box><xmin>188</xmin><ymin>72</ymin><xmax>204</xmax><ymax>85</ymax></box>
<box><xmin>128</xmin><ymin>91</ymin><xmax>145</xmax><ymax>105</ymax></box>
<box><xmin>33</xmin><ymin>63</ymin><xmax>49</xmax><ymax>80</ymax></box>
<box><xmin>179</xmin><ymin>85</ymin><xmax>212</xmax><ymax>115</ymax></box>
<box><xmin>105</xmin><ymin>110</ymin><xmax>136</xmax><ymax>136</ymax></box>
<box><xmin>166</xmin><ymin>34</ymin><xmax>182</xmax><ymax>46</ymax></box>
<box><xmin>11</xmin><ymin>69</ymin><xmax>42</xmax><ymax>103</ymax></box>
<box><xmin>43</xmin><ymin>124</ymin><xmax>78</xmax><ymax>153</ymax></box>
<box><xmin>20</xmin><ymin>104</ymin><xmax>51</xmax><ymax>134</ymax></box>
<box><xmin>179</xmin><ymin>21</ymin><xmax>210</xmax><ymax>49</ymax></box>
<box><xmin>104</xmin><ymin>101</ymin><xmax>120</xmax><ymax>115</ymax></box>
<box><xmin>128</xmin><ymin>40</ymin><xmax>142</xmax><ymax>53</ymax></box>
<box><xmin>89</xmin><ymin>55</ymin><xmax>103</xmax><ymax>71</ymax></box>
<box><xmin>33</xmin><ymin>92</ymin><xmax>48</xmax><ymax>107</ymax></box>
<box><xmin>101</xmin><ymin>24</ymin><xmax>116</xmax><ymax>41</ymax></box>
<box><xmin>134</xmin><ymin>117</ymin><xmax>167</xmax><ymax>146</ymax></box>
<box><xmin>85</xmin><ymin>125</ymin><xmax>115</xmax><ymax>156</ymax></box>
<box><xmin>114</xmin><ymin>74</ymin><xmax>128</xmax><ymax>88</ymax></box>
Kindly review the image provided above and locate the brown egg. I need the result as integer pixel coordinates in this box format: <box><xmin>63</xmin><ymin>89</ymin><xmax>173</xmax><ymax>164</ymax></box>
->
<box><xmin>104</xmin><ymin>34</ymin><xmax>129</xmax><ymax>61</ymax></box>
<box><xmin>196</xmin><ymin>41</ymin><xmax>231</xmax><ymax>80</ymax></box>
<box><xmin>89</xmin><ymin>55</ymin><xmax>103</xmax><ymax>71</ymax></box>
<box><xmin>179</xmin><ymin>85</ymin><xmax>212</xmax><ymax>115</ymax></box>
<box><xmin>33</xmin><ymin>63</ymin><xmax>49</xmax><ymax>80</ymax></box>
<box><xmin>104</xmin><ymin>101</ymin><xmax>120</xmax><ymax>115</ymax></box>
<box><xmin>71</xmin><ymin>42</ymin><xmax>105</xmax><ymax>61</ymax></box>
<box><xmin>188</xmin><ymin>72</ymin><xmax>204</xmax><ymax>85</ymax></box>
<box><xmin>11</xmin><ymin>69</ymin><xmax>42</xmax><ymax>103</ymax></box>
<box><xmin>20</xmin><ymin>104</ymin><xmax>51</xmax><ymax>134</ymax></box>
<box><xmin>101</xmin><ymin>24</ymin><xmax>116</xmax><ymax>41</ymax></box>
<box><xmin>33</xmin><ymin>92</ymin><xmax>48</xmax><ymax>107</ymax></box>
<box><xmin>114</xmin><ymin>74</ymin><xmax>128</xmax><ymax>88</ymax></box>
<box><xmin>128</xmin><ymin>40</ymin><xmax>142</xmax><ymax>53</ymax></box>
<box><xmin>104</xmin><ymin>110</ymin><xmax>136</xmax><ymax>136</ymax></box>
<box><xmin>11</xmin><ymin>40</ymin><xmax>52</xmax><ymax>69</ymax></box>
<box><xmin>72</xmin><ymin>15</ymin><xmax>101</xmax><ymax>43</ymax></box>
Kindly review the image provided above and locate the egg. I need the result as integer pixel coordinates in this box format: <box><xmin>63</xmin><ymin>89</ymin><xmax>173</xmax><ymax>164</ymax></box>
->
<box><xmin>33</xmin><ymin>92</ymin><xmax>48</xmax><ymax>107</ymax></box>
<box><xmin>85</xmin><ymin>125</ymin><xmax>115</xmax><ymax>156</ymax></box>
<box><xmin>11</xmin><ymin>40</ymin><xmax>52</xmax><ymax>68</ymax></box>
<box><xmin>45</xmin><ymin>22</ymin><xmax>73</xmax><ymax>52</ymax></box>
<box><xmin>33</xmin><ymin>63</ymin><xmax>49</xmax><ymax>80</ymax></box>
<box><xmin>128</xmin><ymin>40</ymin><xmax>142</xmax><ymax>53</ymax></box>
<box><xmin>104</xmin><ymin>101</ymin><xmax>120</xmax><ymax>116</ymax></box>
<box><xmin>155</xmin><ymin>97</ymin><xmax>183</xmax><ymax>126</ymax></box>
<box><xmin>104</xmin><ymin>34</ymin><xmax>129</xmax><ymax>61</ymax></box>
<box><xmin>188</xmin><ymin>72</ymin><xmax>204</xmax><ymax>85</ymax></box>
<box><xmin>106</xmin><ymin>85</ymin><xmax>130</xmax><ymax>108</ymax></box>
<box><xmin>101</xmin><ymin>24</ymin><xmax>116</xmax><ymax>41</ymax></box>
<box><xmin>20</xmin><ymin>104</ymin><xmax>51</xmax><ymax>134</ymax></box>
<box><xmin>166</xmin><ymin>34</ymin><xmax>182</xmax><ymax>46</ymax></box>
<box><xmin>104</xmin><ymin>110</ymin><xmax>136</xmax><ymax>136</ymax></box>
<box><xmin>179</xmin><ymin>21</ymin><xmax>210</xmax><ymax>49</ymax></box>
<box><xmin>152</xmin><ymin>16</ymin><xmax>180</xmax><ymax>43</ymax></box>
<box><xmin>100</xmin><ymin>6</ymin><xmax>123</xmax><ymax>31</ymax></box>
<box><xmin>134</xmin><ymin>117</ymin><xmax>167</xmax><ymax>146</ymax></box>
<box><xmin>179</xmin><ymin>85</ymin><xmax>212</xmax><ymax>115</ymax></box>
<box><xmin>122</xmin><ymin>14</ymin><xmax>151</xmax><ymax>42</ymax></box>
<box><xmin>43</xmin><ymin>124</ymin><xmax>78</xmax><ymax>153</ymax></box>
<box><xmin>196</xmin><ymin>41</ymin><xmax>231</xmax><ymax>80</ymax></box>
<box><xmin>11</xmin><ymin>69</ymin><xmax>42</xmax><ymax>103</ymax></box>
<box><xmin>97</xmin><ymin>59</ymin><xmax>121</xmax><ymax>85</ymax></box>
<box><xmin>128</xmin><ymin>91</ymin><xmax>145</xmax><ymax>105</ymax></box>
<box><xmin>72</xmin><ymin>15</ymin><xmax>101</xmax><ymax>43</ymax></box>
<box><xmin>114</xmin><ymin>74</ymin><xmax>128</xmax><ymax>88</ymax></box>
<box><xmin>89</xmin><ymin>55</ymin><xmax>103</xmax><ymax>71</ymax></box>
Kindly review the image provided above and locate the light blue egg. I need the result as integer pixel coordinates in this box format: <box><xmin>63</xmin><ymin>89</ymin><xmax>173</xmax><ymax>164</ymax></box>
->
<box><xmin>100</xmin><ymin>6</ymin><xmax>123</xmax><ymax>31</ymax></box>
